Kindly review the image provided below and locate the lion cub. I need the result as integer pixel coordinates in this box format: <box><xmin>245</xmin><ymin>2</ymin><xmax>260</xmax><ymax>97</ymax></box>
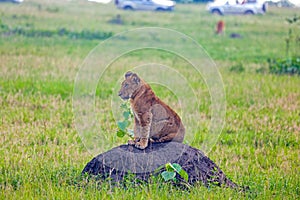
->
<box><xmin>118</xmin><ymin>71</ymin><xmax>185</xmax><ymax>149</ymax></box>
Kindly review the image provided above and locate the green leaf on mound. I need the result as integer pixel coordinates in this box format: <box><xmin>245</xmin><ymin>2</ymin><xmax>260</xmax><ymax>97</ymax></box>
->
<box><xmin>178</xmin><ymin>168</ymin><xmax>189</xmax><ymax>182</ymax></box>
<box><xmin>117</xmin><ymin>121</ymin><xmax>128</xmax><ymax>131</ymax></box>
<box><xmin>161</xmin><ymin>171</ymin><xmax>176</xmax><ymax>181</ymax></box>
<box><xmin>163</xmin><ymin>163</ymin><xmax>188</xmax><ymax>182</ymax></box>
<box><xmin>123</xmin><ymin>111</ymin><xmax>131</xmax><ymax>120</ymax></box>
<box><xmin>171</xmin><ymin>163</ymin><xmax>182</xmax><ymax>172</ymax></box>
<box><xmin>165</xmin><ymin>163</ymin><xmax>175</xmax><ymax>172</ymax></box>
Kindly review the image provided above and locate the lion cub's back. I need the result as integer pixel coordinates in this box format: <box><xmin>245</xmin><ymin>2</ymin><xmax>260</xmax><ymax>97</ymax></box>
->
<box><xmin>150</xmin><ymin>97</ymin><xmax>184</xmax><ymax>132</ymax></box>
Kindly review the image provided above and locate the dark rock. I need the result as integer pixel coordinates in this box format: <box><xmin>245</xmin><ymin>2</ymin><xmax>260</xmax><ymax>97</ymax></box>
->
<box><xmin>82</xmin><ymin>142</ymin><xmax>238</xmax><ymax>189</ymax></box>
<box><xmin>108</xmin><ymin>14</ymin><xmax>123</xmax><ymax>25</ymax></box>
<box><xmin>230</xmin><ymin>33</ymin><xmax>242</xmax><ymax>38</ymax></box>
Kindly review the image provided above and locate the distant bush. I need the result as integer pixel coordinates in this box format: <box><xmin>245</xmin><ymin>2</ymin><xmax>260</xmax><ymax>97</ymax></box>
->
<box><xmin>0</xmin><ymin>23</ymin><xmax>112</xmax><ymax>40</ymax></box>
<box><xmin>268</xmin><ymin>57</ymin><xmax>300</xmax><ymax>75</ymax></box>
<box><xmin>255</xmin><ymin>66</ymin><xmax>268</xmax><ymax>74</ymax></box>
<box><xmin>0</xmin><ymin>18</ymin><xmax>9</xmax><ymax>30</ymax></box>
<box><xmin>45</xmin><ymin>6</ymin><xmax>60</xmax><ymax>13</ymax></box>
<box><xmin>229</xmin><ymin>63</ymin><xmax>245</xmax><ymax>73</ymax></box>
<box><xmin>69</xmin><ymin>29</ymin><xmax>113</xmax><ymax>40</ymax></box>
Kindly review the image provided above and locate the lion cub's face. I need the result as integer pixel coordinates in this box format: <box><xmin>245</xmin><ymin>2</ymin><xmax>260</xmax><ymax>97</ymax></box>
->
<box><xmin>118</xmin><ymin>71</ymin><xmax>141</xmax><ymax>100</ymax></box>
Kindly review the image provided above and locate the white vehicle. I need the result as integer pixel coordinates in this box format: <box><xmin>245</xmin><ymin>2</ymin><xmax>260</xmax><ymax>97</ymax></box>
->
<box><xmin>0</xmin><ymin>0</ymin><xmax>24</xmax><ymax>3</ymax></box>
<box><xmin>206</xmin><ymin>0</ymin><xmax>267</xmax><ymax>15</ymax></box>
<box><xmin>116</xmin><ymin>0</ymin><xmax>176</xmax><ymax>11</ymax></box>
<box><xmin>266</xmin><ymin>0</ymin><xmax>296</xmax><ymax>7</ymax></box>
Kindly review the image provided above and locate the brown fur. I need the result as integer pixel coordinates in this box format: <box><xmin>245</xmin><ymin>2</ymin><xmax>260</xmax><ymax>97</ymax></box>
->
<box><xmin>216</xmin><ymin>20</ymin><xmax>225</xmax><ymax>35</ymax></box>
<box><xmin>118</xmin><ymin>71</ymin><xmax>185</xmax><ymax>149</ymax></box>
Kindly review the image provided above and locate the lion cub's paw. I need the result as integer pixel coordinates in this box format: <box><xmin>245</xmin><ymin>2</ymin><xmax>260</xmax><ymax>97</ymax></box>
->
<box><xmin>128</xmin><ymin>140</ymin><xmax>135</xmax><ymax>146</ymax></box>
<box><xmin>135</xmin><ymin>138</ymin><xmax>148</xmax><ymax>149</ymax></box>
<box><xmin>128</xmin><ymin>137</ymin><xmax>141</xmax><ymax>146</ymax></box>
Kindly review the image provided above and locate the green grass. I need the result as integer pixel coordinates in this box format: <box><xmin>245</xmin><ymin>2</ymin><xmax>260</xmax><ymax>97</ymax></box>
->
<box><xmin>0</xmin><ymin>0</ymin><xmax>299</xmax><ymax>199</ymax></box>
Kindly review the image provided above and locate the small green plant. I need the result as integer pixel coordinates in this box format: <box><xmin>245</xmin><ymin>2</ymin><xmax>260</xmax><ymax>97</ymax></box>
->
<box><xmin>267</xmin><ymin>15</ymin><xmax>300</xmax><ymax>75</ymax></box>
<box><xmin>160</xmin><ymin>163</ymin><xmax>189</xmax><ymax>183</ymax></box>
<box><xmin>285</xmin><ymin>15</ymin><xmax>300</xmax><ymax>58</ymax></box>
<box><xmin>116</xmin><ymin>102</ymin><xmax>134</xmax><ymax>138</ymax></box>
<box><xmin>268</xmin><ymin>57</ymin><xmax>300</xmax><ymax>75</ymax></box>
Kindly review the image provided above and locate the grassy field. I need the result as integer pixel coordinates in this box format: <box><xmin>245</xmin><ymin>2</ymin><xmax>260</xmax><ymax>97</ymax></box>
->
<box><xmin>0</xmin><ymin>0</ymin><xmax>299</xmax><ymax>199</ymax></box>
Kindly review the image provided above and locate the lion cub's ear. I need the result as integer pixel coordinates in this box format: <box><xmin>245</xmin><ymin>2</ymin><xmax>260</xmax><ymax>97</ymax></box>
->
<box><xmin>132</xmin><ymin>73</ymin><xmax>140</xmax><ymax>84</ymax></box>
<box><xmin>125</xmin><ymin>71</ymin><xmax>140</xmax><ymax>84</ymax></box>
<box><xmin>125</xmin><ymin>71</ymin><xmax>133</xmax><ymax>79</ymax></box>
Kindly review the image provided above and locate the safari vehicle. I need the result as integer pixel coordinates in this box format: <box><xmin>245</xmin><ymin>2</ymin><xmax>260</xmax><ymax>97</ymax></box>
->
<box><xmin>266</xmin><ymin>0</ymin><xmax>295</xmax><ymax>7</ymax></box>
<box><xmin>0</xmin><ymin>0</ymin><xmax>23</xmax><ymax>3</ymax></box>
<box><xmin>206</xmin><ymin>0</ymin><xmax>267</xmax><ymax>15</ymax></box>
<box><xmin>116</xmin><ymin>0</ymin><xmax>176</xmax><ymax>11</ymax></box>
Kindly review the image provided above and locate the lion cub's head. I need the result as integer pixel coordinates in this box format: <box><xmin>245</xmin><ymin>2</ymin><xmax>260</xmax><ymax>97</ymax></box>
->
<box><xmin>118</xmin><ymin>71</ymin><xmax>142</xmax><ymax>100</ymax></box>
